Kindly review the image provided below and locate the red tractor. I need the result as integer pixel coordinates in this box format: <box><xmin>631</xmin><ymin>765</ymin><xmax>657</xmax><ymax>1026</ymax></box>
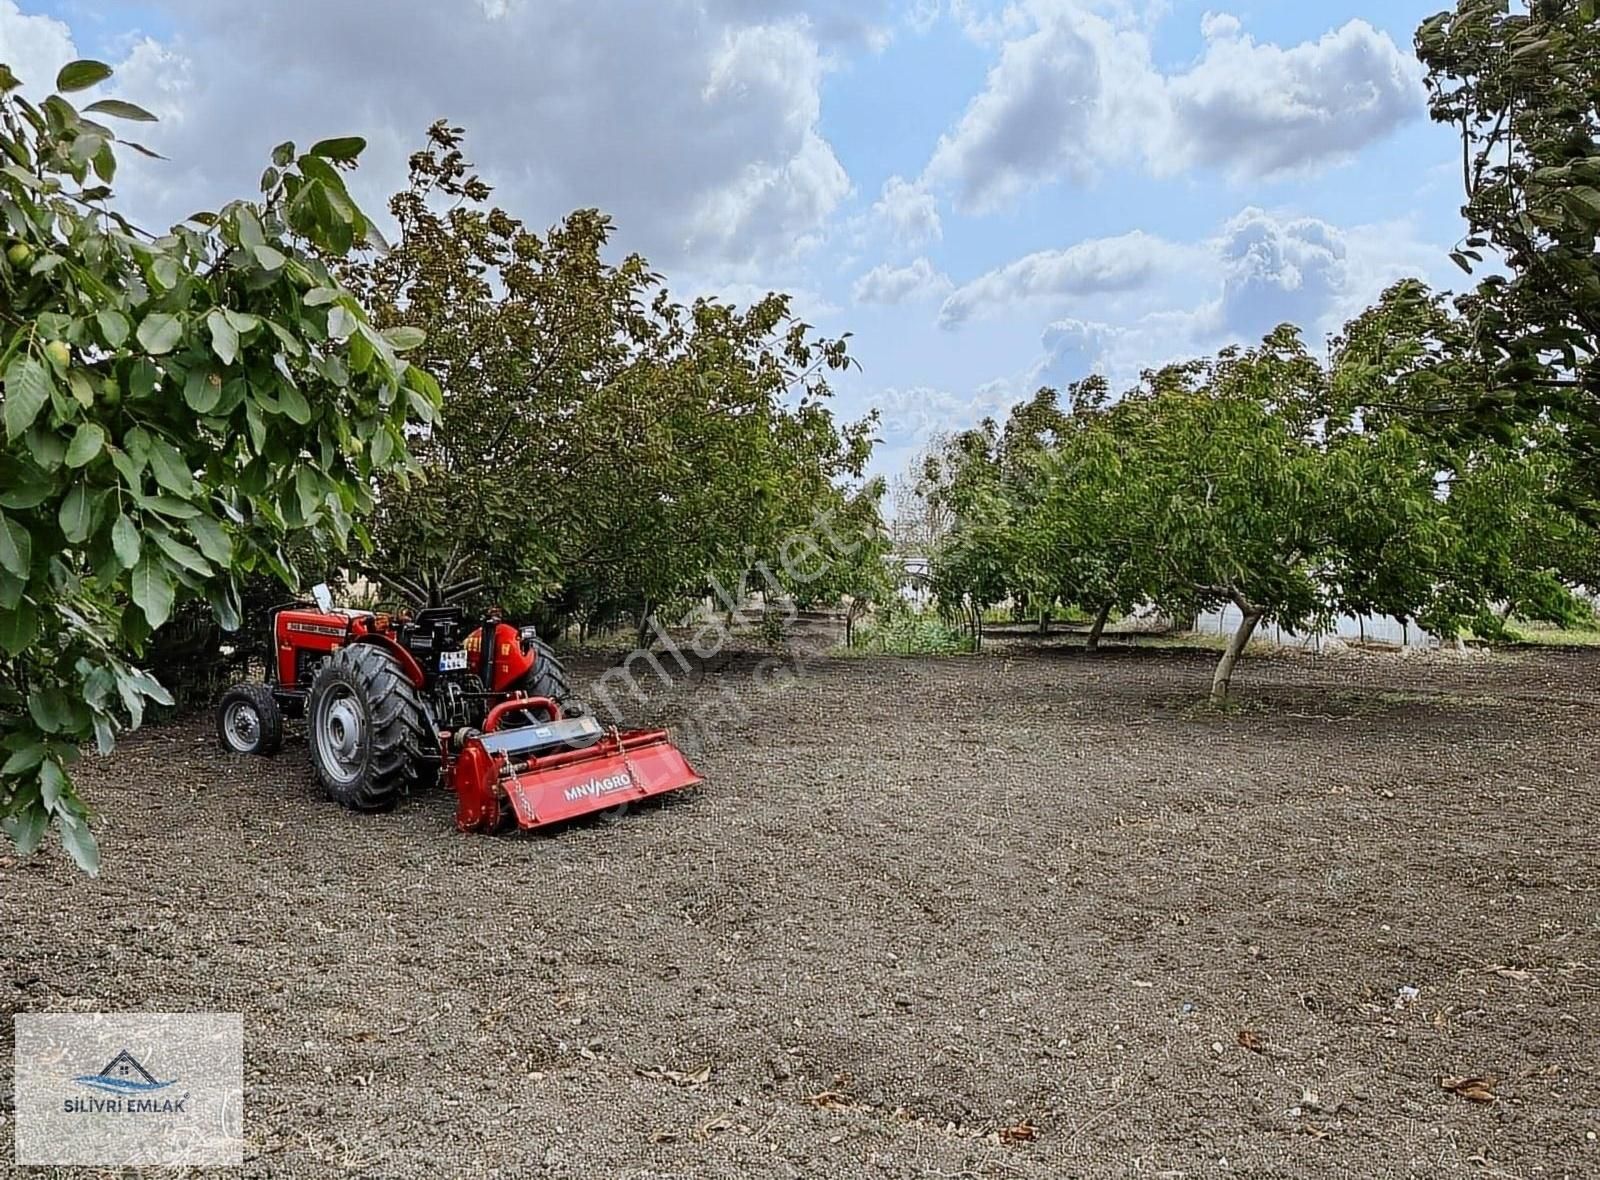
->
<box><xmin>216</xmin><ymin>586</ymin><xmax>700</xmax><ymax>831</ymax></box>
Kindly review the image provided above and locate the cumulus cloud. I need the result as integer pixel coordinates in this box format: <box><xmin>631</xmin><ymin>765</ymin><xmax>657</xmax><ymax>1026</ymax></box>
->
<box><xmin>686</xmin><ymin>21</ymin><xmax>852</xmax><ymax>260</ymax></box>
<box><xmin>874</xmin><ymin>382</ymin><xmax>1017</xmax><ymax>444</ymax></box>
<box><xmin>0</xmin><ymin>1</ymin><xmax>75</xmax><ymax>90</ymax></box>
<box><xmin>924</xmin><ymin>2</ymin><xmax>1160</xmax><ymax>213</ymax></box>
<box><xmin>938</xmin><ymin>230</ymin><xmax>1181</xmax><ymax>326</ymax></box>
<box><xmin>3</xmin><ymin>1</ymin><xmax>858</xmax><ymax>270</ymax></box>
<box><xmin>1211</xmin><ymin>206</ymin><xmax>1349</xmax><ymax>340</ymax></box>
<box><xmin>922</xmin><ymin>2</ymin><xmax>1424</xmax><ymax>212</ymax></box>
<box><xmin>873</xmin><ymin>175</ymin><xmax>942</xmax><ymax>246</ymax></box>
<box><xmin>989</xmin><ymin>208</ymin><xmax>1452</xmax><ymax>393</ymax></box>
<box><xmin>1165</xmin><ymin>18</ymin><xmax>1424</xmax><ymax>180</ymax></box>
<box><xmin>853</xmin><ymin>256</ymin><xmax>952</xmax><ymax>304</ymax></box>
<box><xmin>1032</xmin><ymin>317</ymin><xmax>1117</xmax><ymax>385</ymax></box>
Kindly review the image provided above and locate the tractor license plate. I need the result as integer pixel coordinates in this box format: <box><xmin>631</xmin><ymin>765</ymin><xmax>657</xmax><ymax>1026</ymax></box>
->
<box><xmin>439</xmin><ymin>649</ymin><xmax>468</xmax><ymax>672</ymax></box>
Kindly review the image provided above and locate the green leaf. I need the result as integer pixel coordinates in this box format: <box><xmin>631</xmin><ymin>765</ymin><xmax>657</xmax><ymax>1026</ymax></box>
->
<box><xmin>295</xmin><ymin>467</ymin><xmax>321</xmax><ymax>521</ymax></box>
<box><xmin>308</xmin><ymin>136</ymin><xmax>366</xmax><ymax>162</ymax></box>
<box><xmin>129</xmin><ymin>359</ymin><xmax>158</xmax><ymax>400</ymax></box>
<box><xmin>68</xmin><ymin>369</ymin><xmax>95</xmax><ymax>408</ymax></box>
<box><xmin>188</xmin><ymin>516</ymin><xmax>232</xmax><ymax>565</ymax></box>
<box><xmin>3</xmin><ymin>356</ymin><xmax>51</xmax><ymax>439</ymax></box>
<box><xmin>58</xmin><ymin>813</ymin><xmax>99</xmax><ymax>877</ymax></box>
<box><xmin>151</xmin><ymin>255</ymin><xmax>179</xmax><ymax>290</ymax></box>
<box><xmin>245</xmin><ymin>402</ymin><xmax>267</xmax><ymax>453</ymax></box>
<box><xmin>96</xmin><ymin>308</ymin><xmax>130</xmax><ymax>347</ymax></box>
<box><xmin>183</xmin><ymin>367</ymin><xmax>222</xmax><ymax>413</ymax></box>
<box><xmin>39</xmin><ymin>759</ymin><xmax>66</xmax><ymax>810</ymax></box>
<box><xmin>278</xmin><ymin>384</ymin><xmax>311</xmax><ymax>424</ymax></box>
<box><xmin>136</xmin><ymin>312</ymin><xmax>183</xmax><ymax>355</ymax></box>
<box><xmin>252</xmin><ymin>243</ymin><xmax>286</xmax><ymax>270</ymax></box>
<box><xmin>131</xmin><ymin>553</ymin><xmax>175</xmax><ymax>628</ymax></box>
<box><xmin>92</xmin><ymin>141</ymin><xmax>115</xmax><ymax>183</ymax></box>
<box><xmin>0</xmin><ymin>476</ymin><xmax>52</xmax><ymax>510</ymax></box>
<box><xmin>1563</xmin><ymin>186</ymin><xmax>1600</xmax><ymax>221</ymax></box>
<box><xmin>28</xmin><ymin>688</ymin><xmax>65</xmax><ymax>732</ymax></box>
<box><xmin>382</xmin><ymin>326</ymin><xmax>425</xmax><ymax>352</ymax></box>
<box><xmin>1</xmin><ymin>742</ymin><xmax>44</xmax><ymax>775</ymax></box>
<box><xmin>55</xmin><ymin>59</ymin><xmax>113</xmax><ymax>92</ymax></box>
<box><xmin>327</xmin><ymin>305</ymin><xmax>356</xmax><ymax>339</ymax></box>
<box><xmin>206</xmin><ymin>308</ymin><xmax>239</xmax><ymax>366</ymax></box>
<box><xmin>147</xmin><ymin>438</ymin><xmax>195</xmax><ymax>494</ymax></box>
<box><xmin>235</xmin><ymin>207</ymin><xmax>265</xmax><ymax>249</ymax></box>
<box><xmin>207</xmin><ymin>583</ymin><xmax>241</xmax><ymax>632</ymax></box>
<box><xmin>0</xmin><ymin>513</ymin><xmax>32</xmax><ymax>578</ymax></box>
<box><xmin>6</xmin><ymin>806</ymin><xmax>47</xmax><ymax>858</ymax></box>
<box><xmin>406</xmin><ymin>389</ymin><xmax>438</xmax><ymax>424</ymax></box>
<box><xmin>0</xmin><ymin>600</ymin><xmax>38</xmax><ymax>655</ymax></box>
<box><xmin>111</xmin><ymin>513</ymin><xmax>141</xmax><ymax>569</ymax></box>
<box><xmin>152</xmin><ymin>530</ymin><xmax>211</xmax><ymax>575</ymax></box>
<box><xmin>58</xmin><ymin>484</ymin><xmax>94</xmax><ymax>543</ymax></box>
<box><xmin>83</xmin><ymin>97</ymin><xmax>156</xmax><ymax>122</ymax></box>
<box><xmin>64</xmin><ymin>422</ymin><xmax>105</xmax><ymax>468</ymax></box>
<box><xmin>137</xmin><ymin>494</ymin><xmax>199</xmax><ymax>520</ymax></box>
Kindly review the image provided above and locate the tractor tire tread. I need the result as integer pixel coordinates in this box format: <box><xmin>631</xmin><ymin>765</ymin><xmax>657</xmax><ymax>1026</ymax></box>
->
<box><xmin>308</xmin><ymin>644</ymin><xmax>432</xmax><ymax>812</ymax></box>
<box><xmin>514</xmin><ymin>637</ymin><xmax>578</xmax><ymax>715</ymax></box>
<box><xmin>216</xmin><ymin>682</ymin><xmax>283</xmax><ymax>755</ymax></box>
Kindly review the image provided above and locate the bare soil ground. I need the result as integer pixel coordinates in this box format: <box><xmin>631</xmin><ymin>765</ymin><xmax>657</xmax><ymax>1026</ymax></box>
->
<box><xmin>4</xmin><ymin>621</ymin><xmax>1600</xmax><ymax>1178</ymax></box>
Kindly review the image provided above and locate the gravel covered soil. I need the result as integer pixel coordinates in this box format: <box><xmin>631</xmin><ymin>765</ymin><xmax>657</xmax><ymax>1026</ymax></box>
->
<box><xmin>4</xmin><ymin>629</ymin><xmax>1600</xmax><ymax>1178</ymax></box>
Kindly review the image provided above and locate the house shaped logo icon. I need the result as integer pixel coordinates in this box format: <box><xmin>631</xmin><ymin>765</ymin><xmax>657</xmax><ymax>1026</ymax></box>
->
<box><xmin>74</xmin><ymin>1049</ymin><xmax>175</xmax><ymax>1095</ymax></box>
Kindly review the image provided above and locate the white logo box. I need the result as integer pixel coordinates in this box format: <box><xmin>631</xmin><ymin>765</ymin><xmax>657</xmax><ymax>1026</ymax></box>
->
<box><xmin>13</xmin><ymin>1013</ymin><xmax>243</xmax><ymax>1166</ymax></box>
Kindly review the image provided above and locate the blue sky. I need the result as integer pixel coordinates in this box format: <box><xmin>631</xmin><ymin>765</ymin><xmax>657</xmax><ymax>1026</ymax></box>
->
<box><xmin>0</xmin><ymin>1</ymin><xmax>1469</xmax><ymax>480</ymax></box>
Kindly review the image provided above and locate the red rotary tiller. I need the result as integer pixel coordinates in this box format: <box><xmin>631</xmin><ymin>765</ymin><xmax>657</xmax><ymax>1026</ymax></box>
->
<box><xmin>451</xmin><ymin>696</ymin><xmax>700</xmax><ymax>832</ymax></box>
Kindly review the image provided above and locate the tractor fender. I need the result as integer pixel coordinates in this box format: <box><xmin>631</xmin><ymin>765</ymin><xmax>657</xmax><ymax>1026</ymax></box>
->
<box><xmin>345</xmin><ymin>633</ymin><xmax>427</xmax><ymax>689</ymax></box>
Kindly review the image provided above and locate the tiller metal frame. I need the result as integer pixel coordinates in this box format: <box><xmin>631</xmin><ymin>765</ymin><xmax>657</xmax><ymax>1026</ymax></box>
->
<box><xmin>450</xmin><ymin>696</ymin><xmax>702</xmax><ymax>833</ymax></box>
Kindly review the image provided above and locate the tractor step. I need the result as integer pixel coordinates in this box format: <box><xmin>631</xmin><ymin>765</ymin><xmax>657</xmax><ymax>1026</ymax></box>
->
<box><xmin>451</xmin><ymin>723</ymin><xmax>701</xmax><ymax>833</ymax></box>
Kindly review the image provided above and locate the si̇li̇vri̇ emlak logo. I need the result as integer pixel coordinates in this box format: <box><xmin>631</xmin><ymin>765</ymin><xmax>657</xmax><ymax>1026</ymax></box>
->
<box><xmin>65</xmin><ymin>1049</ymin><xmax>189</xmax><ymax>1114</ymax></box>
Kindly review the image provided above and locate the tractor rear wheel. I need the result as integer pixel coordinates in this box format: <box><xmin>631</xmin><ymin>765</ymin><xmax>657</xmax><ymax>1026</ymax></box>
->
<box><xmin>307</xmin><ymin>644</ymin><xmax>432</xmax><ymax>811</ymax></box>
<box><xmin>217</xmin><ymin>683</ymin><xmax>283</xmax><ymax>755</ymax></box>
<box><xmin>512</xmin><ymin>636</ymin><xmax>581</xmax><ymax>719</ymax></box>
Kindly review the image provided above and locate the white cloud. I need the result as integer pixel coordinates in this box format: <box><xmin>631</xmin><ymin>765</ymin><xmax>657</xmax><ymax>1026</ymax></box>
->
<box><xmin>924</xmin><ymin>1</ymin><xmax>1161</xmax><ymax>213</ymax></box>
<box><xmin>0</xmin><ymin>1</ymin><xmax>75</xmax><ymax>91</ymax></box>
<box><xmin>1031</xmin><ymin>317</ymin><xmax>1117</xmax><ymax>385</ymax></box>
<box><xmin>687</xmin><ymin>21</ymin><xmax>852</xmax><ymax>261</ymax></box>
<box><xmin>8</xmin><ymin>1</ymin><xmax>859</xmax><ymax>272</ymax></box>
<box><xmin>938</xmin><ymin>230</ymin><xmax>1183</xmax><ymax>326</ymax></box>
<box><xmin>992</xmin><ymin>207</ymin><xmax>1453</xmax><ymax>392</ymax></box>
<box><xmin>921</xmin><ymin>3</ymin><xmax>1424</xmax><ymax>213</ymax></box>
<box><xmin>873</xmin><ymin>175</ymin><xmax>942</xmax><ymax>247</ymax></box>
<box><xmin>853</xmin><ymin>256</ymin><xmax>953</xmax><ymax>304</ymax></box>
<box><xmin>1208</xmin><ymin>206</ymin><xmax>1351</xmax><ymax>340</ymax></box>
<box><xmin>1199</xmin><ymin>10</ymin><xmax>1241</xmax><ymax>41</ymax></box>
<box><xmin>1164</xmin><ymin>18</ymin><xmax>1424</xmax><ymax>181</ymax></box>
<box><xmin>874</xmin><ymin>382</ymin><xmax>1017</xmax><ymax>444</ymax></box>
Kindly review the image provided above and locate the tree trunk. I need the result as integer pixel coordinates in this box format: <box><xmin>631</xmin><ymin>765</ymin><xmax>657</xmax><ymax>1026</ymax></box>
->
<box><xmin>1085</xmin><ymin>602</ymin><xmax>1112</xmax><ymax>652</ymax></box>
<box><xmin>1211</xmin><ymin>608</ymin><xmax>1263</xmax><ymax>706</ymax></box>
<box><xmin>636</xmin><ymin>602</ymin><xmax>655</xmax><ymax>651</ymax></box>
<box><xmin>1038</xmin><ymin>609</ymin><xmax>1050</xmax><ymax>636</ymax></box>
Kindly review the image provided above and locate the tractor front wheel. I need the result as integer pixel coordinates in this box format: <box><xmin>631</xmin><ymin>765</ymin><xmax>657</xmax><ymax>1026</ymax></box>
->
<box><xmin>217</xmin><ymin>683</ymin><xmax>283</xmax><ymax>756</ymax></box>
<box><xmin>307</xmin><ymin>644</ymin><xmax>433</xmax><ymax>811</ymax></box>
